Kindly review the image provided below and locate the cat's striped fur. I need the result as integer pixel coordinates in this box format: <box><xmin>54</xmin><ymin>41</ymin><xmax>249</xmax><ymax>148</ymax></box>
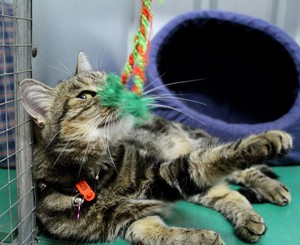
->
<box><xmin>19</xmin><ymin>52</ymin><xmax>292</xmax><ymax>244</ymax></box>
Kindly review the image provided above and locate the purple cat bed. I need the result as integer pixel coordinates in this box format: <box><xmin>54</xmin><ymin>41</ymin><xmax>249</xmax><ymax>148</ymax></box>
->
<box><xmin>146</xmin><ymin>11</ymin><xmax>300</xmax><ymax>165</ymax></box>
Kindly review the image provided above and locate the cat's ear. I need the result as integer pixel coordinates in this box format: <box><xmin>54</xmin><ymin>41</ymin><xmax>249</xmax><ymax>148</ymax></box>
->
<box><xmin>76</xmin><ymin>52</ymin><xmax>93</xmax><ymax>74</ymax></box>
<box><xmin>19</xmin><ymin>79</ymin><xmax>54</xmax><ymax>127</ymax></box>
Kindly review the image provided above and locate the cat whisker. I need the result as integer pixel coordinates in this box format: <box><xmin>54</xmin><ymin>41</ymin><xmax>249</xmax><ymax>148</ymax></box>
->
<box><xmin>48</xmin><ymin>65</ymin><xmax>73</xmax><ymax>77</ymax></box>
<box><xmin>83</xmin><ymin>113</ymin><xmax>106</xmax><ymax>142</ymax></box>
<box><xmin>144</xmin><ymin>78</ymin><xmax>206</xmax><ymax>96</ymax></box>
<box><xmin>149</xmin><ymin>103</ymin><xmax>206</xmax><ymax>125</ymax></box>
<box><xmin>77</xmin><ymin>162</ymin><xmax>84</xmax><ymax>180</ymax></box>
<box><xmin>58</xmin><ymin>59</ymin><xmax>73</xmax><ymax>76</ymax></box>
<box><xmin>107</xmin><ymin>141</ymin><xmax>118</xmax><ymax>173</ymax></box>
<box><xmin>98</xmin><ymin>46</ymin><xmax>108</xmax><ymax>70</ymax></box>
<box><xmin>52</xmin><ymin>114</ymin><xmax>104</xmax><ymax>168</ymax></box>
<box><xmin>104</xmin><ymin>114</ymin><xmax>119</xmax><ymax>172</ymax></box>
<box><xmin>150</xmin><ymin>95</ymin><xmax>207</xmax><ymax>106</ymax></box>
<box><xmin>52</xmin><ymin>136</ymin><xmax>85</xmax><ymax>167</ymax></box>
<box><xmin>77</xmin><ymin>114</ymin><xmax>106</xmax><ymax>177</ymax></box>
<box><xmin>44</xmin><ymin>129</ymin><xmax>62</xmax><ymax>152</ymax></box>
<box><xmin>143</xmin><ymin>70</ymin><xmax>169</xmax><ymax>91</ymax></box>
<box><xmin>104</xmin><ymin>114</ymin><xmax>111</xmax><ymax>140</ymax></box>
<box><xmin>52</xmin><ymin>144</ymin><xmax>69</xmax><ymax>167</ymax></box>
<box><xmin>148</xmin><ymin>92</ymin><xmax>191</xmax><ymax>97</ymax></box>
<box><xmin>93</xmin><ymin>48</ymin><xmax>101</xmax><ymax>70</ymax></box>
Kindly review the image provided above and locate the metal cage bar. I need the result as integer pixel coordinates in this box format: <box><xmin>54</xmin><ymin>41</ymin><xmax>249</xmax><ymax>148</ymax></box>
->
<box><xmin>14</xmin><ymin>0</ymin><xmax>35</xmax><ymax>244</ymax></box>
<box><xmin>0</xmin><ymin>0</ymin><xmax>34</xmax><ymax>244</ymax></box>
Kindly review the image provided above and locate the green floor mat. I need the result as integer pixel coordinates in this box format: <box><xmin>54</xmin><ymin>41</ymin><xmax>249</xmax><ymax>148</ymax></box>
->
<box><xmin>0</xmin><ymin>167</ymin><xmax>297</xmax><ymax>244</ymax></box>
<box><xmin>36</xmin><ymin>166</ymin><xmax>300</xmax><ymax>244</ymax></box>
<box><xmin>0</xmin><ymin>169</ymin><xmax>18</xmax><ymax>243</ymax></box>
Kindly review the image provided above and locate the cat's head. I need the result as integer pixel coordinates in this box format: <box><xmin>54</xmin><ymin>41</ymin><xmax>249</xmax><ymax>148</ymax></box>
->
<box><xmin>19</xmin><ymin>52</ymin><xmax>134</xmax><ymax>161</ymax></box>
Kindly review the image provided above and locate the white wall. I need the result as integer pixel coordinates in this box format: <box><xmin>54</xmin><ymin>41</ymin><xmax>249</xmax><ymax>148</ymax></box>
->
<box><xmin>32</xmin><ymin>0</ymin><xmax>132</xmax><ymax>86</ymax></box>
<box><xmin>33</xmin><ymin>0</ymin><xmax>300</xmax><ymax>86</ymax></box>
<box><xmin>149</xmin><ymin>0</ymin><xmax>300</xmax><ymax>42</ymax></box>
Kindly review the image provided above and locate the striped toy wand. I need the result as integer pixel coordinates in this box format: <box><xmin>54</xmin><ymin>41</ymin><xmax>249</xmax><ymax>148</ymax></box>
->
<box><xmin>97</xmin><ymin>0</ymin><xmax>155</xmax><ymax>124</ymax></box>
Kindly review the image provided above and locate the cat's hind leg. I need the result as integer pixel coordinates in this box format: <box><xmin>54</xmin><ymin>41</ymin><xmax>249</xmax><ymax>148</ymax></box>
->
<box><xmin>124</xmin><ymin>215</ymin><xmax>224</xmax><ymax>245</ymax></box>
<box><xmin>228</xmin><ymin>165</ymin><xmax>291</xmax><ymax>206</ymax></box>
<box><xmin>189</xmin><ymin>185</ymin><xmax>266</xmax><ymax>243</ymax></box>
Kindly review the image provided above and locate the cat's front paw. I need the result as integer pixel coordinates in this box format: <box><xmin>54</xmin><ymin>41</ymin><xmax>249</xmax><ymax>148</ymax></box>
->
<box><xmin>235</xmin><ymin>210</ymin><xmax>266</xmax><ymax>243</ymax></box>
<box><xmin>263</xmin><ymin>130</ymin><xmax>292</xmax><ymax>158</ymax></box>
<box><xmin>240</xmin><ymin>130</ymin><xmax>292</xmax><ymax>164</ymax></box>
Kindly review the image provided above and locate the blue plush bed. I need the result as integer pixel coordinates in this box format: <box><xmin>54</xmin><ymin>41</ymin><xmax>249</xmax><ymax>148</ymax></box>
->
<box><xmin>146</xmin><ymin>10</ymin><xmax>300</xmax><ymax>165</ymax></box>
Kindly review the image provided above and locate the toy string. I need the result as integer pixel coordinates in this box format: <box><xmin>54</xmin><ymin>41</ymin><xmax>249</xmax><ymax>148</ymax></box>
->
<box><xmin>121</xmin><ymin>0</ymin><xmax>153</xmax><ymax>95</ymax></box>
<box><xmin>97</xmin><ymin>0</ymin><xmax>157</xmax><ymax>123</ymax></box>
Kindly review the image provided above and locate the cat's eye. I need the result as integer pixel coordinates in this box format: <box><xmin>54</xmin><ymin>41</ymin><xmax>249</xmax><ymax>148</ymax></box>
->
<box><xmin>77</xmin><ymin>91</ymin><xmax>97</xmax><ymax>100</ymax></box>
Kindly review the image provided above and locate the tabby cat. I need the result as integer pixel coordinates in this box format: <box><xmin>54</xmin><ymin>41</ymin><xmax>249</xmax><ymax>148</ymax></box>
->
<box><xmin>19</xmin><ymin>52</ymin><xmax>292</xmax><ymax>244</ymax></box>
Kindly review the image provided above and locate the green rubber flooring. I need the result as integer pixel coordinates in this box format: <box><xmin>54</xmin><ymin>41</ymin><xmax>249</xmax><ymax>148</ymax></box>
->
<box><xmin>0</xmin><ymin>169</ymin><xmax>18</xmax><ymax>243</ymax></box>
<box><xmin>1</xmin><ymin>166</ymin><xmax>300</xmax><ymax>244</ymax></box>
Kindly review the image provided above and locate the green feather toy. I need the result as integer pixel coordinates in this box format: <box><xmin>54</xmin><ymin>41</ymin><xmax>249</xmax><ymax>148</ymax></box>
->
<box><xmin>97</xmin><ymin>0</ymin><xmax>155</xmax><ymax>124</ymax></box>
<box><xmin>97</xmin><ymin>73</ymin><xmax>155</xmax><ymax>124</ymax></box>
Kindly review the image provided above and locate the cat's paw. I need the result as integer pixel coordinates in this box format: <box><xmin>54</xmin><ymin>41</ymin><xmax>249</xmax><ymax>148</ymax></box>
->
<box><xmin>256</xmin><ymin>178</ymin><xmax>291</xmax><ymax>206</ymax></box>
<box><xmin>126</xmin><ymin>216</ymin><xmax>225</xmax><ymax>245</ymax></box>
<box><xmin>262</xmin><ymin>130</ymin><xmax>293</xmax><ymax>158</ymax></box>
<box><xmin>235</xmin><ymin>211</ymin><xmax>266</xmax><ymax>243</ymax></box>
<box><xmin>240</xmin><ymin>130</ymin><xmax>292</xmax><ymax>164</ymax></box>
<box><xmin>183</xmin><ymin>229</ymin><xmax>224</xmax><ymax>245</ymax></box>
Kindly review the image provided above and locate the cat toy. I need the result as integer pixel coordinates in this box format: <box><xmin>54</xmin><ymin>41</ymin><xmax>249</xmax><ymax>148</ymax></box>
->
<box><xmin>75</xmin><ymin>1</ymin><xmax>158</xmax><ymax>217</ymax></box>
<box><xmin>97</xmin><ymin>0</ymin><xmax>155</xmax><ymax>124</ymax></box>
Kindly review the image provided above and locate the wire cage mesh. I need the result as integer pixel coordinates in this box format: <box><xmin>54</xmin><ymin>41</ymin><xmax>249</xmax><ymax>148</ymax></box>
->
<box><xmin>0</xmin><ymin>0</ymin><xmax>35</xmax><ymax>244</ymax></box>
